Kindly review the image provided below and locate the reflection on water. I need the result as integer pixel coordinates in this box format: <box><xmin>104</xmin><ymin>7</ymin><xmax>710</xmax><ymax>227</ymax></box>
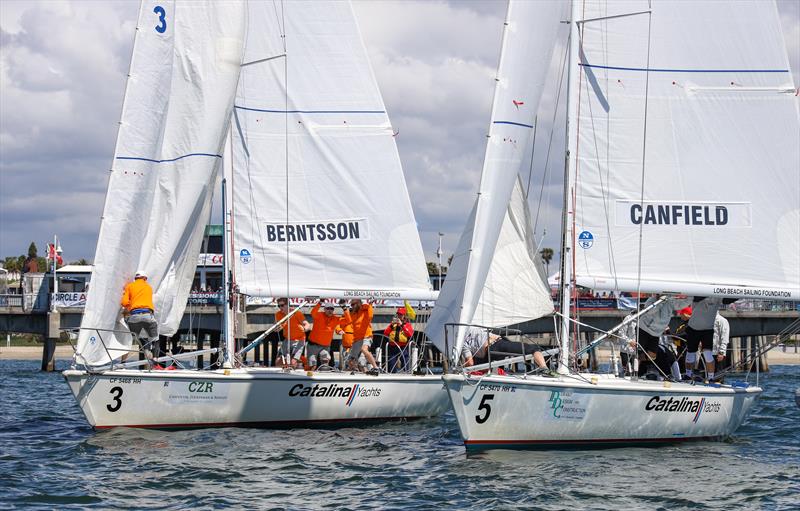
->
<box><xmin>0</xmin><ymin>360</ymin><xmax>797</xmax><ymax>510</ymax></box>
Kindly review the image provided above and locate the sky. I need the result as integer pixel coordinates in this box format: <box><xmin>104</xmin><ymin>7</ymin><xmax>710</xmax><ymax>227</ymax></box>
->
<box><xmin>1</xmin><ymin>0</ymin><xmax>798</xmax><ymax>264</ymax></box>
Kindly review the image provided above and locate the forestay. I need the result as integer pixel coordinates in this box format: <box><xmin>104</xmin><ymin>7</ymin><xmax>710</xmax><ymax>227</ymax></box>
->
<box><xmin>77</xmin><ymin>1</ymin><xmax>246</xmax><ymax>366</ymax></box>
<box><xmin>229</xmin><ymin>1</ymin><xmax>433</xmax><ymax>301</ymax></box>
<box><xmin>572</xmin><ymin>0</ymin><xmax>800</xmax><ymax>299</ymax></box>
<box><xmin>427</xmin><ymin>0</ymin><xmax>564</xmax><ymax>359</ymax></box>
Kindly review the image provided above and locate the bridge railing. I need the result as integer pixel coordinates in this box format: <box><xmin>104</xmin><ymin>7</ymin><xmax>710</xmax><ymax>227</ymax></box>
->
<box><xmin>0</xmin><ymin>294</ymin><xmax>23</xmax><ymax>308</ymax></box>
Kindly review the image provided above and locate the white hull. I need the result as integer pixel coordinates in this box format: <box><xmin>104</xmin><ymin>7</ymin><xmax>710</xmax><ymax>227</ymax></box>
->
<box><xmin>64</xmin><ymin>368</ymin><xmax>448</xmax><ymax>429</ymax></box>
<box><xmin>443</xmin><ymin>373</ymin><xmax>761</xmax><ymax>450</ymax></box>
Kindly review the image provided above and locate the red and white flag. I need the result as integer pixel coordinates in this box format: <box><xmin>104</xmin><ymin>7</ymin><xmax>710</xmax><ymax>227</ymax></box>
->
<box><xmin>46</xmin><ymin>243</ymin><xmax>63</xmax><ymax>266</ymax></box>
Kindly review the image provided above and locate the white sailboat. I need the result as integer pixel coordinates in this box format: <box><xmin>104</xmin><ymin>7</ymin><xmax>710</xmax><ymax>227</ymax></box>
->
<box><xmin>64</xmin><ymin>1</ymin><xmax>448</xmax><ymax>429</ymax></box>
<box><xmin>431</xmin><ymin>0</ymin><xmax>798</xmax><ymax>448</ymax></box>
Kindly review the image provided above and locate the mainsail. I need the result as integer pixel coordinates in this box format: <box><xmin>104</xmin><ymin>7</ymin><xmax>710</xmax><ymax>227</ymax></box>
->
<box><xmin>571</xmin><ymin>0</ymin><xmax>800</xmax><ymax>299</ymax></box>
<box><xmin>77</xmin><ymin>2</ymin><xmax>246</xmax><ymax>366</ymax></box>
<box><xmin>229</xmin><ymin>1</ymin><xmax>433</xmax><ymax>300</ymax></box>
<box><xmin>427</xmin><ymin>0</ymin><xmax>564</xmax><ymax>358</ymax></box>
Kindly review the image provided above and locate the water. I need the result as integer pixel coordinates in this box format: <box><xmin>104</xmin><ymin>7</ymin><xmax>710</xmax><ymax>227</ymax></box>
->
<box><xmin>1</xmin><ymin>360</ymin><xmax>797</xmax><ymax>510</ymax></box>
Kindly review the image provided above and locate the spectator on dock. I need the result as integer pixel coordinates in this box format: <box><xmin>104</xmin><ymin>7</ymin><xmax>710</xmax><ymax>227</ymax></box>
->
<box><xmin>307</xmin><ymin>300</ymin><xmax>351</xmax><ymax>370</ymax></box>
<box><xmin>342</xmin><ymin>299</ymin><xmax>379</xmax><ymax>373</ymax></box>
<box><xmin>120</xmin><ymin>271</ymin><xmax>160</xmax><ymax>368</ymax></box>
<box><xmin>384</xmin><ymin>307</ymin><xmax>414</xmax><ymax>372</ymax></box>
<box><xmin>275</xmin><ymin>298</ymin><xmax>310</xmax><ymax>369</ymax></box>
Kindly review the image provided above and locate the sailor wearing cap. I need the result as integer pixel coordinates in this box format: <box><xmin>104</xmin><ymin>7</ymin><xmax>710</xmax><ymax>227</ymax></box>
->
<box><xmin>120</xmin><ymin>270</ymin><xmax>160</xmax><ymax>368</ymax></box>
<box><xmin>384</xmin><ymin>307</ymin><xmax>414</xmax><ymax>372</ymax></box>
<box><xmin>307</xmin><ymin>299</ymin><xmax>351</xmax><ymax>370</ymax></box>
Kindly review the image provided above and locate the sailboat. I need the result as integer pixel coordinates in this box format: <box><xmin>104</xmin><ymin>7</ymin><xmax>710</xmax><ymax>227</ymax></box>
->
<box><xmin>429</xmin><ymin>0</ymin><xmax>798</xmax><ymax>448</ymax></box>
<box><xmin>64</xmin><ymin>1</ymin><xmax>448</xmax><ymax>429</ymax></box>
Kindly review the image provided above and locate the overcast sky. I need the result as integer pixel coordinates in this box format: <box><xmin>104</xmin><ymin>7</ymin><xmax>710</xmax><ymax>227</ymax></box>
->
<box><xmin>1</xmin><ymin>1</ymin><xmax>798</xmax><ymax>264</ymax></box>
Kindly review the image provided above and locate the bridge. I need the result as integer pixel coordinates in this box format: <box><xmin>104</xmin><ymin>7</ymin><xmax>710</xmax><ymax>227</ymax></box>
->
<box><xmin>2</xmin><ymin>292</ymin><xmax>797</xmax><ymax>373</ymax></box>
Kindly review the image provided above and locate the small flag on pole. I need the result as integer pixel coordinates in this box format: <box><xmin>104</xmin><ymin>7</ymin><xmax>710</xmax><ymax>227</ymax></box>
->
<box><xmin>403</xmin><ymin>299</ymin><xmax>417</xmax><ymax>321</ymax></box>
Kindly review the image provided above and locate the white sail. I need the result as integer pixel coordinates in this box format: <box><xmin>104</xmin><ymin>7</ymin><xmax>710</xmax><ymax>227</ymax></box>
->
<box><xmin>426</xmin><ymin>0</ymin><xmax>564</xmax><ymax>358</ymax></box>
<box><xmin>230</xmin><ymin>1</ymin><xmax>433</xmax><ymax>301</ymax></box>
<box><xmin>427</xmin><ymin>178</ymin><xmax>554</xmax><ymax>354</ymax></box>
<box><xmin>571</xmin><ymin>0</ymin><xmax>800</xmax><ymax>299</ymax></box>
<box><xmin>77</xmin><ymin>1</ymin><xmax>246</xmax><ymax>366</ymax></box>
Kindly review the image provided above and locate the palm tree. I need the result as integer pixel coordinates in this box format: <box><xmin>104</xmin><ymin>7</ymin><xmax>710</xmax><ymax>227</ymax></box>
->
<box><xmin>539</xmin><ymin>247</ymin><xmax>554</xmax><ymax>277</ymax></box>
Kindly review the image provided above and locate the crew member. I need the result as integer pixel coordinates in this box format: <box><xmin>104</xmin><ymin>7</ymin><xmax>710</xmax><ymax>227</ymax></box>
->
<box><xmin>343</xmin><ymin>299</ymin><xmax>379</xmax><ymax>373</ymax></box>
<box><xmin>275</xmin><ymin>298</ymin><xmax>310</xmax><ymax>368</ymax></box>
<box><xmin>120</xmin><ymin>270</ymin><xmax>160</xmax><ymax>368</ymax></box>
<box><xmin>384</xmin><ymin>307</ymin><xmax>414</xmax><ymax>372</ymax></box>
<box><xmin>708</xmin><ymin>313</ymin><xmax>730</xmax><ymax>381</ymax></box>
<box><xmin>636</xmin><ymin>295</ymin><xmax>693</xmax><ymax>380</ymax></box>
<box><xmin>671</xmin><ymin>306</ymin><xmax>693</xmax><ymax>373</ymax></box>
<box><xmin>617</xmin><ymin>312</ymin><xmax>638</xmax><ymax>376</ymax></box>
<box><xmin>307</xmin><ymin>300</ymin><xmax>351</xmax><ymax>370</ymax></box>
<box><xmin>461</xmin><ymin>327</ymin><xmax>548</xmax><ymax>371</ymax></box>
<box><xmin>684</xmin><ymin>297</ymin><xmax>724</xmax><ymax>380</ymax></box>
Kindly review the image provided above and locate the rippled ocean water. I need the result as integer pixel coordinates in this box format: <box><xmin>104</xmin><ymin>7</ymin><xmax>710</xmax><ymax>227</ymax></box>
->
<box><xmin>0</xmin><ymin>360</ymin><xmax>797</xmax><ymax>510</ymax></box>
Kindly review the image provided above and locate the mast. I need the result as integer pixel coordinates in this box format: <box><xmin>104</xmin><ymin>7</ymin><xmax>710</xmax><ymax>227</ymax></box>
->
<box><xmin>221</xmin><ymin>130</ymin><xmax>235</xmax><ymax>368</ymax></box>
<box><xmin>557</xmin><ymin>0</ymin><xmax>581</xmax><ymax>375</ymax></box>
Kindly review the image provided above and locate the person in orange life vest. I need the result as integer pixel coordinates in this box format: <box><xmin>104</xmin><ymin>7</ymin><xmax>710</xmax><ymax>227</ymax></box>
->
<box><xmin>308</xmin><ymin>300</ymin><xmax>351</xmax><ymax>370</ymax></box>
<box><xmin>338</xmin><ymin>299</ymin><xmax>379</xmax><ymax>372</ymax></box>
<box><xmin>384</xmin><ymin>307</ymin><xmax>414</xmax><ymax>373</ymax></box>
<box><xmin>275</xmin><ymin>298</ymin><xmax>310</xmax><ymax>368</ymax></box>
<box><xmin>120</xmin><ymin>270</ymin><xmax>160</xmax><ymax>367</ymax></box>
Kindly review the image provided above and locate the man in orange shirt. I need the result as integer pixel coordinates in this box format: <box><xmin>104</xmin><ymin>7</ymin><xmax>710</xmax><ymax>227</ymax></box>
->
<box><xmin>275</xmin><ymin>298</ymin><xmax>310</xmax><ymax>368</ymax></box>
<box><xmin>120</xmin><ymin>271</ymin><xmax>159</xmax><ymax>366</ymax></box>
<box><xmin>307</xmin><ymin>300</ymin><xmax>351</xmax><ymax>370</ymax></box>
<box><xmin>343</xmin><ymin>299</ymin><xmax>379</xmax><ymax>373</ymax></box>
<box><xmin>336</xmin><ymin>321</ymin><xmax>354</xmax><ymax>368</ymax></box>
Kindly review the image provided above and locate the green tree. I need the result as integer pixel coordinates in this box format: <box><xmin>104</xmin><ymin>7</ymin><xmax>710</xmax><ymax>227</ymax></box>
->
<box><xmin>540</xmin><ymin>247</ymin><xmax>554</xmax><ymax>276</ymax></box>
<box><xmin>27</xmin><ymin>242</ymin><xmax>38</xmax><ymax>259</ymax></box>
<box><xmin>70</xmin><ymin>258</ymin><xmax>90</xmax><ymax>266</ymax></box>
<box><xmin>426</xmin><ymin>261</ymin><xmax>439</xmax><ymax>276</ymax></box>
<box><xmin>2</xmin><ymin>256</ymin><xmax>20</xmax><ymax>273</ymax></box>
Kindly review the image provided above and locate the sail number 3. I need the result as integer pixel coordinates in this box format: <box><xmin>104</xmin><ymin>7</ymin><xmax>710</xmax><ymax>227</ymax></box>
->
<box><xmin>153</xmin><ymin>6</ymin><xmax>167</xmax><ymax>34</ymax></box>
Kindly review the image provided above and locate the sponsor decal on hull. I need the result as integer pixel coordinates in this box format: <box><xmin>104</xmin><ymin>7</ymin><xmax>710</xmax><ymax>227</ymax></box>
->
<box><xmin>288</xmin><ymin>383</ymin><xmax>381</xmax><ymax>407</ymax></box>
<box><xmin>644</xmin><ymin>396</ymin><xmax>722</xmax><ymax>423</ymax></box>
<box><xmin>168</xmin><ymin>380</ymin><xmax>230</xmax><ymax>405</ymax></box>
<box><xmin>546</xmin><ymin>390</ymin><xmax>588</xmax><ymax>420</ymax></box>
